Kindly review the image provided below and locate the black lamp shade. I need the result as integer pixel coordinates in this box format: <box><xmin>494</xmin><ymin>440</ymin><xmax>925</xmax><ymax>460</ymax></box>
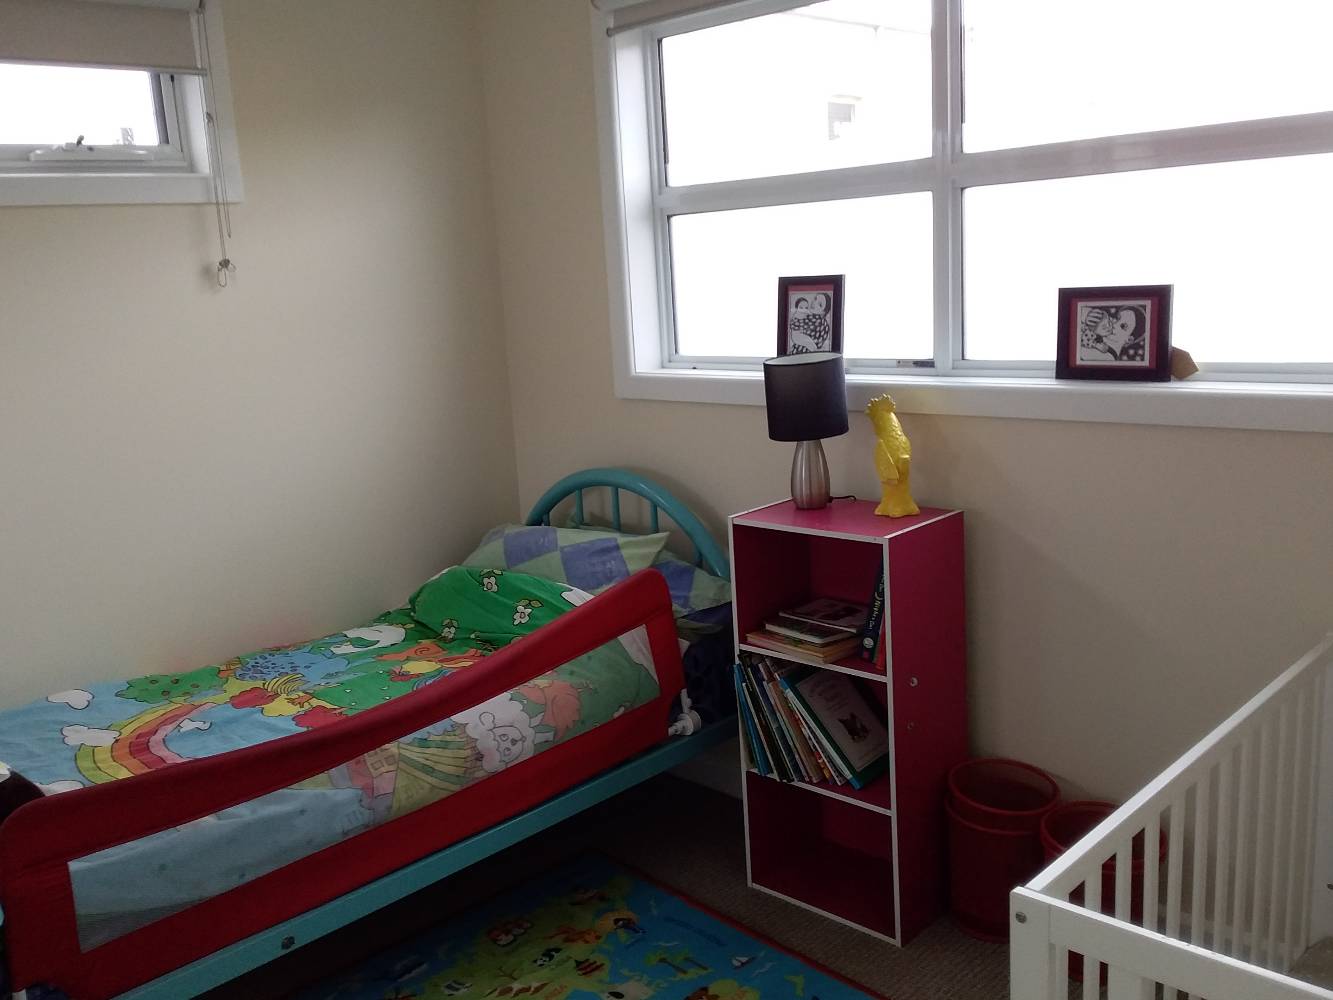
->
<box><xmin>763</xmin><ymin>352</ymin><xmax>849</xmax><ymax>442</ymax></box>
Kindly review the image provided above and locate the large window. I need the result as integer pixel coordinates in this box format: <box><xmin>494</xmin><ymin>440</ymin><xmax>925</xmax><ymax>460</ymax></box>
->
<box><xmin>598</xmin><ymin>0</ymin><xmax>1333</xmax><ymax>390</ymax></box>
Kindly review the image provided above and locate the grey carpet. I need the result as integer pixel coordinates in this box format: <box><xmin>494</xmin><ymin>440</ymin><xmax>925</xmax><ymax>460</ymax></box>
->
<box><xmin>204</xmin><ymin>775</ymin><xmax>1011</xmax><ymax>1000</ymax></box>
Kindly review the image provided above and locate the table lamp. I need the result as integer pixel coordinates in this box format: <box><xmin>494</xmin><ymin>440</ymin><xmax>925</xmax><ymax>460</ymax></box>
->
<box><xmin>763</xmin><ymin>352</ymin><xmax>849</xmax><ymax>510</ymax></box>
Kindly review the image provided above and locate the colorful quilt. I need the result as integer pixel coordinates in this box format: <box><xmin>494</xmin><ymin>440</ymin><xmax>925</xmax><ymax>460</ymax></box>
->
<box><xmin>298</xmin><ymin>854</ymin><xmax>878</xmax><ymax>1000</ymax></box>
<box><xmin>0</xmin><ymin>568</ymin><xmax>661</xmax><ymax>948</ymax></box>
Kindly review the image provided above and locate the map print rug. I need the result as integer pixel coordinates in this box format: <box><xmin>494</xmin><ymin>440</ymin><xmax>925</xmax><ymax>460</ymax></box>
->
<box><xmin>298</xmin><ymin>854</ymin><xmax>881</xmax><ymax>1000</ymax></box>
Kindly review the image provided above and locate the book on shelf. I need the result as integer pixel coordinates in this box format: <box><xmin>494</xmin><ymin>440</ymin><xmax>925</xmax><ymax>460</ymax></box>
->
<box><xmin>780</xmin><ymin>596</ymin><xmax>869</xmax><ymax>633</ymax></box>
<box><xmin>735</xmin><ymin>652</ymin><xmax>888</xmax><ymax>790</ymax></box>
<box><xmin>857</xmin><ymin>569</ymin><xmax>886</xmax><ymax>663</ymax></box>
<box><xmin>733</xmin><ymin>663</ymin><xmax>763</xmax><ymax>773</ymax></box>
<box><xmin>762</xmin><ymin>616</ymin><xmax>856</xmax><ymax>646</ymax></box>
<box><xmin>781</xmin><ymin>667</ymin><xmax>890</xmax><ymax>789</ymax></box>
<box><xmin>744</xmin><ymin>628</ymin><xmax>861</xmax><ymax>663</ymax></box>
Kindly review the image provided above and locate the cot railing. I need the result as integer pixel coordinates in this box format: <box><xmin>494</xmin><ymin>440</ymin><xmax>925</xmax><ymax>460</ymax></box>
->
<box><xmin>1011</xmin><ymin>634</ymin><xmax>1333</xmax><ymax>1000</ymax></box>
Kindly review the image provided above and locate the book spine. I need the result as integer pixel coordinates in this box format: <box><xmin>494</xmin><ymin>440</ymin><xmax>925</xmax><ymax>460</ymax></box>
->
<box><xmin>780</xmin><ymin>682</ymin><xmax>840</xmax><ymax>784</ymax></box>
<box><xmin>776</xmin><ymin>671</ymin><xmax>852</xmax><ymax>784</ymax></box>
<box><xmin>736</xmin><ymin>662</ymin><xmax>774</xmax><ymax>777</ymax></box>
<box><xmin>785</xmin><ymin>678</ymin><xmax>867</xmax><ymax>789</ymax></box>
<box><xmin>733</xmin><ymin>662</ymin><xmax>759</xmax><ymax>773</ymax></box>
<box><xmin>857</xmin><ymin>568</ymin><xmax>886</xmax><ymax>664</ymax></box>
<box><xmin>746</xmin><ymin>659</ymin><xmax>800</xmax><ymax>781</ymax></box>
<box><xmin>760</xmin><ymin>661</ymin><xmax>820</xmax><ymax>783</ymax></box>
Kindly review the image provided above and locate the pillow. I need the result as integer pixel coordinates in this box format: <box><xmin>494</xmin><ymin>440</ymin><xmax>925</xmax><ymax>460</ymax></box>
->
<box><xmin>651</xmin><ymin>551</ymin><xmax>732</xmax><ymax>641</ymax></box>
<box><xmin>460</xmin><ymin>523</ymin><xmax>670</xmax><ymax>594</ymax></box>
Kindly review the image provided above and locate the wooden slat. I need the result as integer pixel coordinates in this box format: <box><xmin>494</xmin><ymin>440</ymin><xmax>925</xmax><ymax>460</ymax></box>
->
<box><xmin>1085</xmin><ymin>868</ymin><xmax>1104</xmax><ymax>988</ymax></box>
<box><xmin>1116</xmin><ymin>840</ymin><xmax>1133</xmax><ymax>922</ymax></box>
<box><xmin>1232</xmin><ymin>734</ymin><xmax>1255</xmax><ymax>960</ymax></box>
<box><xmin>1282</xmin><ymin>685</ymin><xmax>1311</xmax><ymax>968</ymax></box>
<box><xmin>1251</xmin><ymin>716</ymin><xmax>1276</xmax><ymax>966</ymax></box>
<box><xmin>1143</xmin><ymin>811</ymin><xmax>1161</xmax><ymax>933</ymax></box>
<box><xmin>1166</xmin><ymin>792</ymin><xmax>1185</xmax><ymax>941</ymax></box>
<box><xmin>1108</xmin><ymin>964</ymin><xmax>1155</xmax><ymax>1000</ymax></box>
<box><xmin>1165</xmin><ymin>795</ymin><xmax>1185</xmax><ymax>1000</ymax></box>
<box><xmin>1213</xmin><ymin>748</ymin><xmax>1234</xmax><ymax>954</ymax></box>
<box><xmin>1296</xmin><ymin>671</ymin><xmax>1326</xmax><ymax>958</ymax></box>
<box><xmin>1267</xmin><ymin>698</ymin><xmax>1293</xmax><ymax>969</ymax></box>
<box><xmin>1191</xmin><ymin>773</ymin><xmax>1211</xmax><ymax>948</ymax></box>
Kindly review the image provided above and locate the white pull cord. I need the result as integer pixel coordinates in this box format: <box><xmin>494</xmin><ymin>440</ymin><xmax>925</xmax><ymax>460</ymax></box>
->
<box><xmin>198</xmin><ymin>0</ymin><xmax>234</xmax><ymax>287</ymax></box>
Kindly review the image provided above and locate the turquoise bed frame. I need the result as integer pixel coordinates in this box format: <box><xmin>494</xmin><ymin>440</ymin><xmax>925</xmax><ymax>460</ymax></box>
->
<box><xmin>85</xmin><ymin>469</ymin><xmax>734</xmax><ymax>1000</ymax></box>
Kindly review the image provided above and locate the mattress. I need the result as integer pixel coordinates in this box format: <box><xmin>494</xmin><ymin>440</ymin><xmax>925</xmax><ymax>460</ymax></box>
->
<box><xmin>0</xmin><ymin>567</ymin><xmax>662</xmax><ymax>949</ymax></box>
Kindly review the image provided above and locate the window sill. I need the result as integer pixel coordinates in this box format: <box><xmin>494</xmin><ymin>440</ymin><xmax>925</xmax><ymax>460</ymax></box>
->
<box><xmin>613</xmin><ymin>367</ymin><xmax>1333</xmax><ymax>434</ymax></box>
<box><xmin>0</xmin><ymin>171</ymin><xmax>243</xmax><ymax>207</ymax></box>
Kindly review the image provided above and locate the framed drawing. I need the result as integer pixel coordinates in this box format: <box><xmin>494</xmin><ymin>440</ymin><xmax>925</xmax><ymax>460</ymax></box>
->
<box><xmin>777</xmin><ymin>274</ymin><xmax>844</xmax><ymax>356</ymax></box>
<box><xmin>1056</xmin><ymin>284</ymin><xmax>1173</xmax><ymax>381</ymax></box>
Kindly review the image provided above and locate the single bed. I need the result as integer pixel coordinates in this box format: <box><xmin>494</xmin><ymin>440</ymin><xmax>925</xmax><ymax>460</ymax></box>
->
<box><xmin>0</xmin><ymin>469</ymin><xmax>734</xmax><ymax>1000</ymax></box>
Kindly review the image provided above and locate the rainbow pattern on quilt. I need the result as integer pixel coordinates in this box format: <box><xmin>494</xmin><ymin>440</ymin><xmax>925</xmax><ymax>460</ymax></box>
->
<box><xmin>0</xmin><ymin>568</ymin><xmax>659</xmax><ymax>945</ymax></box>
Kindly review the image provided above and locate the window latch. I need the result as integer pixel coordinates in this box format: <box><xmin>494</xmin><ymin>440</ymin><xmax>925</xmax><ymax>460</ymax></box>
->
<box><xmin>30</xmin><ymin>137</ymin><xmax>157</xmax><ymax>164</ymax></box>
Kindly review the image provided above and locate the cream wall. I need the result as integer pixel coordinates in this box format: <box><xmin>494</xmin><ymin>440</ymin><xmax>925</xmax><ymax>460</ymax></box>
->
<box><xmin>477</xmin><ymin>0</ymin><xmax>1333</xmax><ymax>800</ymax></box>
<box><xmin>0</xmin><ymin>0</ymin><xmax>517</xmax><ymax>706</ymax></box>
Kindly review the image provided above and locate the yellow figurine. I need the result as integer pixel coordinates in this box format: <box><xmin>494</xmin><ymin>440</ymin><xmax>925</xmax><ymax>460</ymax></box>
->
<box><xmin>866</xmin><ymin>394</ymin><xmax>919</xmax><ymax>518</ymax></box>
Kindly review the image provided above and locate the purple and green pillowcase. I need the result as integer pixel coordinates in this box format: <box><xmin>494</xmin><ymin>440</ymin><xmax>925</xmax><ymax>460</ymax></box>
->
<box><xmin>460</xmin><ymin>523</ymin><xmax>731</xmax><ymax>640</ymax></box>
<box><xmin>460</xmin><ymin>523</ymin><xmax>670</xmax><ymax>595</ymax></box>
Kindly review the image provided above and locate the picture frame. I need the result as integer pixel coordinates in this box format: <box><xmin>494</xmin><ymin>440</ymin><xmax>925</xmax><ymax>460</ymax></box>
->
<box><xmin>1056</xmin><ymin>284</ymin><xmax>1173</xmax><ymax>381</ymax></box>
<box><xmin>777</xmin><ymin>274</ymin><xmax>844</xmax><ymax>356</ymax></box>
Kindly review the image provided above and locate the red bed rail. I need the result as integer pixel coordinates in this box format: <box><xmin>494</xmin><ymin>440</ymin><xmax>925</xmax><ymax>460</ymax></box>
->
<box><xmin>0</xmin><ymin>568</ymin><xmax>685</xmax><ymax>999</ymax></box>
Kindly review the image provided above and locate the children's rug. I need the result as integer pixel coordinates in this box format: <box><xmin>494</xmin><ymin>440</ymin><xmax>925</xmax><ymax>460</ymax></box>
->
<box><xmin>297</xmin><ymin>854</ymin><xmax>881</xmax><ymax>1000</ymax></box>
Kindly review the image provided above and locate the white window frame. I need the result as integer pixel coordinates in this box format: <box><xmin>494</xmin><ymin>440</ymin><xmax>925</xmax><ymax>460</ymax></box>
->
<box><xmin>592</xmin><ymin>0</ymin><xmax>1333</xmax><ymax>433</ymax></box>
<box><xmin>0</xmin><ymin>1</ymin><xmax>243</xmax><ymax>207</ymax></box>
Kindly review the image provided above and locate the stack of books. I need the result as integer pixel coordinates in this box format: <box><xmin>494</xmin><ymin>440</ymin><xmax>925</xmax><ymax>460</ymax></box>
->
<box><xmin>734</xmin><ymin>651</ymin><xmax>890</xmax><ymax>790</ymax></box>
<box><xmin>744</xmin><ymin>596</ymin><xmax>869</xmax><ymax>664</ymax></box>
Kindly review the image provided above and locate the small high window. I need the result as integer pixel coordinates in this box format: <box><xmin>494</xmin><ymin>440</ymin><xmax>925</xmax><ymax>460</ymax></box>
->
<box><xmin>0</xmin><ymin>0</ymin><xmax>242</xmax><ymax>206</ymax></box>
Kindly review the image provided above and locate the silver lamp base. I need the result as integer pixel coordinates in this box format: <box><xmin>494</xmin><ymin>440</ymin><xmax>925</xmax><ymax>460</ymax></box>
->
<box><xmin>790</xmin><ymin>439</ymin><xmax>831</xmax><ymax>509</ymax></box>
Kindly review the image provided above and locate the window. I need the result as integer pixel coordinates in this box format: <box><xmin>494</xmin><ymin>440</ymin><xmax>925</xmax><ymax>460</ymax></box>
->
<box><xmin>0</xmin><ymin>0</ymin><xmax>242</xmax><ymax>206</ymax></box>
<box><xmin>595</xmin><ymin>0</ymin><xmax>1333</xmax><ymax>415</ymax></box>
<box><xmin>0</xmin><ymin>64</ymin><xmax>182</xmax><ymax>167</ymax></box>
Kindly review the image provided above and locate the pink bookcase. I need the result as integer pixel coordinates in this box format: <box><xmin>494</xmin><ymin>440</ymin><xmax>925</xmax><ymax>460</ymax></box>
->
<box><xmin>730</xmin><ymin>498</ymin><xmax>967</xmax><ymax>945</ymax></box>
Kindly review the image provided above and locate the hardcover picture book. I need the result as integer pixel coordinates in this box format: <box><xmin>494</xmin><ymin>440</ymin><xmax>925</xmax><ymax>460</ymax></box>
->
<box><xmin>785</xmin><ymin>667</ymin><xmax>890</xmax><ymax>787</ymax></box>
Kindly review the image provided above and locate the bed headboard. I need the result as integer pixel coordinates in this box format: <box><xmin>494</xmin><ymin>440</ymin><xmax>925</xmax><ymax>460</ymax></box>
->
<box><xmin>525</xmin><ymin>468</ymin><xmax>729</xmax><ymax>580</ymax></box>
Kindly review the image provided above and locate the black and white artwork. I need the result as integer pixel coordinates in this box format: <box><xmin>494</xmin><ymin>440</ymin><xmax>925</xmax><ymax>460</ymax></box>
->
<box><xmin>1075</xmin><ymin>300</ymin><xmax>1152</xmax><ymax>365</ymax></box>
<box><xmin>776</xmin><ymin>275</ymin><xmax>844</xmax><ymax>356</ymax></box>
<box><xmin>786</xmin><ymin>290</ymin><xmax>833</xmax><ymax>353</ymax></box>
<box><xmin>1056</xmin><ymin>284</ymin><xmax>1173</xmax><ymax>381</ymax></box>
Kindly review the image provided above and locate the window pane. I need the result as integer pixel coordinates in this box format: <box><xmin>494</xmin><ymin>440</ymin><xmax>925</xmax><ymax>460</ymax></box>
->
<box><xmin>661</xmin><ymin>0</ymin><xmax>931</xmax><ymax>187</ymax></box>
<box><xmin>963</xmin><ymin>0</ymin><xmax>1333</xmax><ymax>152</ymax></box>
<box><xmin>0</xmin><ymin>63</ymin><xmax>162</xmax><ymax>146</ymax></box>
<box><xmin>964</xmin><ymin>154</ymin><xmax>1333</xmax><ymax>364</ymax></box>
<box><xmin>671</xmin><ymin>194</ymin><xmax>933</xmax><ymax>360</ymax></box>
